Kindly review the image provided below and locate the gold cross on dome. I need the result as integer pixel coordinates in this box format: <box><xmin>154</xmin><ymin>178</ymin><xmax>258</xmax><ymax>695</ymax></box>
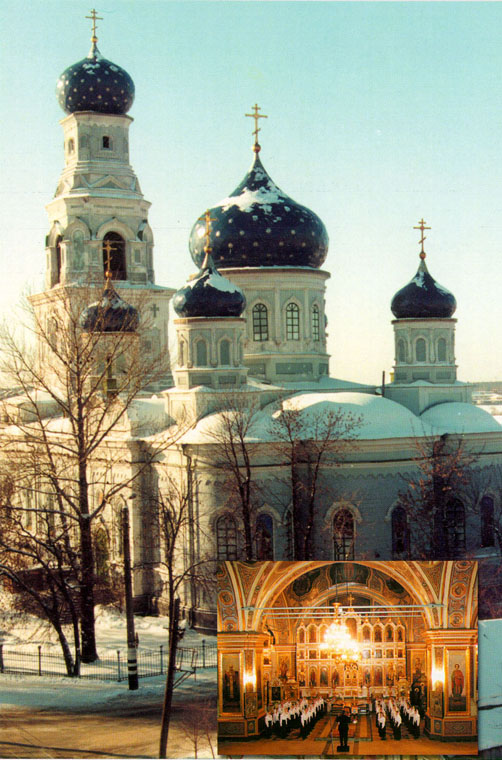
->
<box><xmin>103</xmin><ymin>239</ymin><xmax>115</xmax><ymax>281</ymax></box>
<box><xmin>198</xmin><ymin>209</ymin><xmax>217</xmax><ymax>254</ymax></box>
<box><xmin>245</xmin><ymin>103</ymin><xmax>268</xmax><ymax>153</ymax></box>
<box><xmin>86</xmin><ymin>9</ymin><xmax>103</xmax><ymax>43</ymax></box>
<box><xmin>413</xmin><ymin>218</ymin><xmax>431</xmax><ymax>259</ymax></box>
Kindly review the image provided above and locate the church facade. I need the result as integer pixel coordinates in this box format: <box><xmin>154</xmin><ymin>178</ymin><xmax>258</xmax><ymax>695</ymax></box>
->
<box><xmin>4</xmin><ymin>19</ymin><xmax>502</xmax><ymax>633</ymax></box>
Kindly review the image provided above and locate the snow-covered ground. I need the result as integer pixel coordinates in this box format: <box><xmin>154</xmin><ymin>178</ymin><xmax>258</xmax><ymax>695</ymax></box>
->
<box><xmin>0</xmin><ymin>602</ymin><xmax>212</xmax><ymax>650</ymax></box>
<box><xmin>3</xmin><ymin>605</ymin><xmax>502</xmax><ymax>755</ymax></box>
<box><xmin>0</xmin><ymin>604</ymin><xmax>216</xmax><ymax>712</ymax></box>
<box><xmin>0</xmin><ymin>666</ymin><xmax>216</xmax><ymax>712</ymax></box>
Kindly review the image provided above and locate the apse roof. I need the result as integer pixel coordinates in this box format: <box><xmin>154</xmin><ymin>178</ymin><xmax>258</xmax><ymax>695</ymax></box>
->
<box><xmin>420</xmin><ymin>402</ymin><xmax>502</xmax><ymax>434</ymax></box>
<box><xmin>181</xmin><ymin>391</ymin><xmax>437</xmax><ymax>444</ymax></box>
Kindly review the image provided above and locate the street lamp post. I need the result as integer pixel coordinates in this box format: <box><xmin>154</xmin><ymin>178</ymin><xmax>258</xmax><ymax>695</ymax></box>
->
<box><xmin>122</xmin><ymin>504</ymin><xmax>138</xmax><ymax>690</ymax></box>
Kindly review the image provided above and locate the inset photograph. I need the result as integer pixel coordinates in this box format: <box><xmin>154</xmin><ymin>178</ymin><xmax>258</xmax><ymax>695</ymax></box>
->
<box><xmin>217</xmin><ymin>560</ymin><xmax>477</xmax><ymax>756</ymax></box>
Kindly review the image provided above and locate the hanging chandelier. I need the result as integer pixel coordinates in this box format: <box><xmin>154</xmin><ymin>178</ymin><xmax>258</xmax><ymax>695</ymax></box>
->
<box><xmin>320</xmin><ymin>603</ymin><xmax>361</xmax><ymax>664</ymax></box>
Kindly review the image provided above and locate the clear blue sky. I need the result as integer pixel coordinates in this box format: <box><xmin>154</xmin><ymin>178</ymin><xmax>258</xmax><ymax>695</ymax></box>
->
<box><xmin>1</xmin><ymin>1</ymin><xmax>502</xmax><ymax>384</ymax></box>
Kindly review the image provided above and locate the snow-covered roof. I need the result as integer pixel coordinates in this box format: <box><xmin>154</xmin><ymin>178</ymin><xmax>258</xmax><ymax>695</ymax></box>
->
<box><xmin>281</xmin><ymin>377</ymin><xmax>375</xmax><ymax>392</ymax></box>
<box><xmin>181</xmin><ymin>391</ymin><xmax>436</xmax><ymax>444</ymax></box>
<box><xmin>421</xmin><ymin>402</ymin><xmax>502</xmax><ymax>434</ymax></box>
<box><xmin>266</xmin><ymin>392</ymin><xmax>435</xmax><ymax>440</ymax></box>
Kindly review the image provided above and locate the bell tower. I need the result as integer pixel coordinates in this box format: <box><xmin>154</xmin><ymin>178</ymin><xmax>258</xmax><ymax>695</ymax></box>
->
<box><xmin>31</xmin><ymin>11</ymin><xmax>174</xmax><ymax>386</ymax></box>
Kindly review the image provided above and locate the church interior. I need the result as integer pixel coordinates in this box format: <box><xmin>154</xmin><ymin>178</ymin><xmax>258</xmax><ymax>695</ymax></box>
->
<box><xmin>217</xmin><ymin>561</ymin><xmax>478</xmax><ymax>756</ymax></box>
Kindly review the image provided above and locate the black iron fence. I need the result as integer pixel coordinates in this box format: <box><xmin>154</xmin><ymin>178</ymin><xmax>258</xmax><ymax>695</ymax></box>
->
<box><xmin>0</xmin><ymin>640</ymin><xmax>217</xmax><ymax>682</ymax></box>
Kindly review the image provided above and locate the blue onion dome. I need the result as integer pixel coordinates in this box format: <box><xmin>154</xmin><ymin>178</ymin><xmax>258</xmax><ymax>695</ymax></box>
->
<box><xmin>56</xmin><ymin>37</ymin><xmax>134</xmax><ymax>115</ymax></box>
<box><xmin>391</xmin><ymin>253</ymin><xmax>457</xmax><ymax>319</ymax></box>
<box><xmin>189</xmin><ymin>151</ymin><xmax>329</xmax><ymax>269</ymax></box>
<box><xmin>173</xmin><ymin>252</ymin><xmax>246</xmax><ymax>318</ymax></box>
<box><xmin>80</xmin><ymin>278</ymin><xmax>139</xmax><ymax>333</ymax></box>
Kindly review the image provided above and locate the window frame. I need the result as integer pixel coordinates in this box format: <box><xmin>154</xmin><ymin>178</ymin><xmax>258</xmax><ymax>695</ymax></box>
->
<box><xmin>252</xmin><ymin>303</ymin><xmax>269</xmax><ymax>342</ymax></box>
<box><xmin>312</xmin><ymin>304</ymin><xmax>320</xmax><ymax>342</ymax></box>
<box><xmin>286</xmin><ymin>302</ymin><xmax>300</xmax><ymax>341</ymax></box>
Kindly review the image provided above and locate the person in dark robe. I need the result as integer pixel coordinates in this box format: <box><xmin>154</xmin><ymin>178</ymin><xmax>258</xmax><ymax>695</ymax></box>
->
<box><xmin>336</xmin><ymin>706</ymin><xmax>352</xmax><ymax>751</ymax></box>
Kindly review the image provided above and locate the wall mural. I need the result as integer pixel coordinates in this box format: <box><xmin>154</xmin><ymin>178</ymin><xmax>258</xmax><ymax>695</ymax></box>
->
<box><xmin>447</xmin><ymin>650</ymin><xmax>468</xmax><ymax>713</ymax></box>
<box><xmin>221</xmin><ymin>653</ymin><xmax>241</xmax><ymax>713</ymax></box>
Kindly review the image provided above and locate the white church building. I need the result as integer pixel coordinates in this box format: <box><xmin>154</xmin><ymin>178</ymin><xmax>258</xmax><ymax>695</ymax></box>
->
<box><xmin>6</xmin><ymin>22</ymin><xmax>502</xmax><ymax>630</ymax></box>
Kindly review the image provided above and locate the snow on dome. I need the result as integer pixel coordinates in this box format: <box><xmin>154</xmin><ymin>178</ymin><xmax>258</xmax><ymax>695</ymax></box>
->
<box><xmin>56</xmin><ymin>42</ymin><xmax>135</xmax><ymax>115</ymax></box>
<box><xmin>79</xmin><ymin>280</ymin><xmax>139</xmax><ymax>333</ymax></box>
<box><xmin>172</xmin><ymin>254</ymin><xmax>246</xmax><ymax>318</ymax></box>
<box><xmin>189</xmin><ymin>152</ymin><xmax>328</xmax><ymax>270</ymax></box>
<box><xmin>391</xmin><ymin>257</ymin><xmax>456</xmax><ymax>319</ymax></box>
<box><xmin>420</xmin><ymin>402</ymin><xmax>502</xmax><ymax>434</ymax></box>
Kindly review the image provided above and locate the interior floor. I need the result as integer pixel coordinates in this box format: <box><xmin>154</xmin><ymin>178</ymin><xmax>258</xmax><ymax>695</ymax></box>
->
<box><xmin>219</xmin><ymin>711</ymin><xmax>477</xmax><ymax>757</ymax></box>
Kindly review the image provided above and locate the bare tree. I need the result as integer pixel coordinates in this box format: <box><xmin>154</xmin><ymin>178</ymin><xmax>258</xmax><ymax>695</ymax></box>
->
<box><xmin>396</xmin><ymin>433</ymin><xmax>479</xmax><ymax>559</ymax></box>
<box><xmin>269</xmin><ymin>398</ymin><xmax>362</xmax><ymax>560</ymax></box>
<box><xmin>0</xmin><ymin>283</ymin><xmax>174</xmax><ymax>663</ymax></box>
<box><xmin>179</xmin><ymin>698</ymin><xmax>217</xmax><ymax>758</ymax></box>
<box><xmin>204</xmin><ymin>394</ymin><xmax>265</xmax><ymax>561</ymax></box>
<box><xmin>204</xmin><ymin>393</ymin><xmax>362</xmax><ymax>561</ymax></box>
<box><xmin>156</xmin><ymin>470</ymin><xmax>215</xmax><ymax>628</ymax></box>
<box><xmin>156</xmin><ymin>470</ymin><xmax>215</xmax><ymax>756</ymax></box>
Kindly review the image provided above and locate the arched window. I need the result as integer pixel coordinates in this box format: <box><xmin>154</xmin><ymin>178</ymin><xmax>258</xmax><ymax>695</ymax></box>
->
<box><xmin>392</xmin><ymin>506</ymin><xmax>410</xmax><ymax>558</ymax></box>
<box><xmin>220</xmin><ymin>339</ymin><xmax>231</xmax><ymax>365</ymax></box>
<box><xmin>67</xmin><ymin>138</ymin><xmax>75</xmax><ymax>154</ymax></box>
<box><xmin>437</xmin><ymin>337</ymin><xmax>447</xmax><ymax>362</ymax></box>
<box><xmin>286</xmin><ymin>303</ymin><xmax>300</xmax><ymax>340</ymax></box>
<box><xmin>255</xmin><ymin>513</ymin><xmax>274</xmax><ymax>560</ymax></box>
<box><xmin>216</xmin><ymin>515</ymin><xmax>238</xmax><ymax>560</ymax></box>
<box><xmin>55</xmin><ymin>235</ymin><xmax>62</xmax><ymax>284</ymax></box>
<box><xmin>333</xmin><ymin>509</ymin><xmax>354</xmax><ymax>560</ymax></box>
<box><xmin>446</xmin><ymin>498</ymin><xmax>466</xmax><ymax>556</ymax></box>
<box><xmin>312</xmin><ymin>305</ymin><xmax>320</xmax><ymax>341</ymax></box>
<box><xmin>481</xmin><ymin>495</ymin><xmax>495</xmax><ymax>548</ymax></box>
<box><xmin>102</xmin><ymin>135</ymin><xmax>112</xmax><ymax>149</ymax></box>
<box><xmin>103</xmin><ymin>232</ymin><xmax>127</xmax><ymax>280</ymax></box>
<box><xmin>397</xmin><ymin>339</ymin><xmax>406</xmax><ymax>362</ymax></box>
<box><xmin>252</xmin><ymin>303</ymin><xmax>269</xmax><ymax>341</ymax></box>
<box><xmin>195</xmin><ymin>340</ymin><xmax>208</xmax><ymax>367</ymax></box>
<box><xmin>416</xmin><ymin>338</ymin><xmax>426</xmax><ymax>362</ymax></box>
